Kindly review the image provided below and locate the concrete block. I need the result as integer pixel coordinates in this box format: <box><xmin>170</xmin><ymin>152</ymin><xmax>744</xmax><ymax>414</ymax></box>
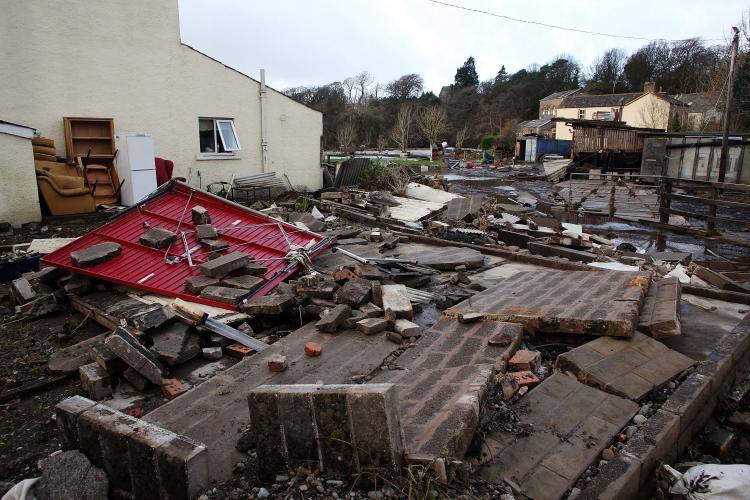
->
<box><xmin>89</xmin><ymin>343</ymin><xmax>126</xmax><ymax>374</ymax></box>
<box><xmin>77</xmin><ymin>404</ymin><xmax>118</xmax><ymax>468</ymax></box>
<box><xmin>105</xmin><ymin>327</ymin><xmax>169</xmax><ymax>385</ymax></box>
<box><xmin>129</xmin><ymin>305</ymin><xmax>176</xmax><ymax>331</ymax></box>
<box><xmin>191</xmin><ymin>205</ymin><xmax>211</xmax><ymax>225</ymax></box>
<box><xmin>393</xmin><ymin>319</ymin><xmax>421</xmax><ymax>337</ymax></box>
<box><xmin>316</xmin><ymin>304</ymin><xmax>352</xmax><ymax>333</ymax></box>
<box><xmin>201</xmin><ymin>346</ymin><xmax>223</xmax><ymax>361</ymax></box>
<box><xmin>96</xmin><ymin>409</ymin><xmax>138</xmax><ymax>495</ymax></box>
<box><xmin>334</xmin><ymin>277</ymin><xmax>372</xmax><ymax>308</ymax></box>
<box><xmin>184</xmin><ymin>276</ymin><xmax>221</xmax><ymax>294</ymax></box>
<box><xmin>242</xmin><ymin>262</ymin><xmax>268</xmax><ymax>276</ymax></box>
<box><xmin>140</xmin><ymin>226</ymin><xmax>178</xmax><ymax>249</ymax></box>
<box><xmin>70</xmin><ymin>242</ymin><xmax>121</xmax><ymax>268</ymax></box>
<box><xmin>201</xmin><ymin>239</ymin><xmax>230</xmax><ymax>253</ymax></box>
<box><xmin>150</xmin><ymin>323</ymin><xmax>201</xmax><ymax>365</ymax></box>
<box><xmin>199</xmin><ymin>285</ymin><xmax>251</xmax><ymax>304</ymax></box>
<box><xmin>381</xmin><ymin>284</ymin><xmax>413</xmax><ymax>320</ymax></box>
<box><xmin>194</xmin><ymin>224</ymin><xmax>217</xmax><ymax>241</ymax></box>
<box><xmin>198</xmin><ymin>252</ymin><xmax>250</xmax><ymax>278</ymax></box>
<box><xmin>221</xmin><ymin>274</ymin><xmax>264</xmax><ymax>292</ymax></box>
<box><xmin>123</xmin><ymin>366</ymin><xmax>150</xmax><ymax>391</ymax></box>
<box><xmin>79</xmin><ymin>362</ymin><xmax>112</xmax><ymax>400</ymax></box>
<box><xmin>242</xmin><ymin>294</ymin><xmax>294</xmax><ymax>314</ymax></box>
<box><xmin>357</xmin><ymin>317</ymin><xmax>389</xmax><ymax>335</ymax></box>
<box><xmin>360</xmin><ymin>302</ymin><xmax>383</xmax><ymax>318</ymax></box>
<box><xmin>55</xmin><ymin>395</ymin><xmax>97</xmax><ymax>450</ymax></box>
<box><xmin>155</xmin><ymin>435</ymin><xmax>209</xmax><ymax>500</ymax></box>
<box><xmin>11</xmin><ymin>277</ymin><xmax>35</xmax><ymax>303</ymax></box>
<box><xmin>127</xmin><ymin>421</ymin><xmax>180</xmax><ymax>500</ymax></box>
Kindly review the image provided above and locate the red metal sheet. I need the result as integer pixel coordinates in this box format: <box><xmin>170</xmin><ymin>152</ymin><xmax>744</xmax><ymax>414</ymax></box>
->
<box><xmin>42</xmin><ymin>181</ymin><xmax>331</xmax><ymax>310</ymax></box>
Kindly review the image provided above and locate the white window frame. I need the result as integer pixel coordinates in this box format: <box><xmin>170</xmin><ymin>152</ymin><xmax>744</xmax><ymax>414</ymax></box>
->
<box><xmin>197</xmin><ymin>117</ymin><xmax>242</xmax><ymax>160</ymax></box>
<box><xmin>578</xmin><ymin>109</ymin><xmax>585</xmax><ymax>120</ymax></box>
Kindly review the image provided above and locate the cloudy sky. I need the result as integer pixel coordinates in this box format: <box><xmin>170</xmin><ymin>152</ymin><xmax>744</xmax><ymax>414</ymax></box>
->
<box><xmin>178</xmin><ymin>0</ymin><xmax>745</xmax><ymax>94</ymax></box>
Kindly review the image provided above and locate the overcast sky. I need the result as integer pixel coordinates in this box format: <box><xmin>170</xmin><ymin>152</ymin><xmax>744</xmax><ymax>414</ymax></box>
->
<box><xmin>178</xmin><ymin>0</ymin><xmax>745</xmax><ymax>94</ymax></box>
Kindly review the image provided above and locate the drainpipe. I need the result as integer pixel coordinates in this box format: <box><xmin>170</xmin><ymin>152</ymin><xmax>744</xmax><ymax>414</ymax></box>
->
<box><xmin>260</xmin><ymin>69</ymin><xmax>269</xmax><ymax>173</ymax></box>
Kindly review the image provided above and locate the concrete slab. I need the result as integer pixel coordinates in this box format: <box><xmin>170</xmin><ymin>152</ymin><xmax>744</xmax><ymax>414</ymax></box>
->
<box><xmin>556</xmin><ymin>332</ymin><xmax>695</xmax><ymax>401</ymax></box>
<box><xmin>638</xmin><ymin>276</ymin><xmax>681</xmax><ymax>338</ymax></box>
<box><xmin>144</xmin><ymin>322</ymin><xmax>401</xmax><ymax>483</ymax></box>
<box><xmin>448</xmin><ymin>270</ymin><xmax>651</xmax><ymax>337</ymax></box>
<box><xmin>480</xmin><ymin>373</ymin><xmax>639</xmax><ymax>500</ymax></box>
<box><xmin>444</xmin><ymin>195</ymin><xmax>484</xmax><ymax>221</ymax></box>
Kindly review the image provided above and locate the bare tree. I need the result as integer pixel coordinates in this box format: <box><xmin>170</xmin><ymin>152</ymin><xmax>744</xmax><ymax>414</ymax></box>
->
<box><xmin>354</xmin><ymin>71</ymin><xmax>374</xmax><ymax>104</ymax></box>
<box><xmin>455</xmin><ymin>123</ymin><xmax>470</xmax><ymax>149</ymax></box>
<box><xmin>417</xmin><ymin>106</ymin><xmax>448</xmax><ymax>160</ymax></box>
<box><xmin>390</xmin><ymin>103</ymin><xmax>414</xmax><ymax>154</ymax></box>
<box><xmin>385</xmin><ymin>74</ymin><xmax>424</xmax><ymax>101</ymax></box>
<box><xmin>342</xmin><ymin>77</ymin><xmax>357</xmax><ymax>104</ymax></box>
<box><xmin>638</xmin><ymin>98</ymin><xmax>670</xmax><ymax>129</ymax></box>
<box><xmin>336</xmin><ymin>120</ymin><xmax>357</xmax><ymax>153</ymax></box>
<box><xmin>376</xmin><ymin>135</ymin><xmax>388</xmax><ymax>152</ymax></box>
<box><xmin>588</xmin><ymin>48</ymin><xmax>628</xmax><ymax>93</ymax></box>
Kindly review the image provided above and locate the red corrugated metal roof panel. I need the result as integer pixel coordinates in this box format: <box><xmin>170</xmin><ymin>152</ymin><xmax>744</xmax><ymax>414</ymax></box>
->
<box><xmin>42</xmin><ymin>181</ymin><xmax>331</xmax><ymax>310</ymax></box>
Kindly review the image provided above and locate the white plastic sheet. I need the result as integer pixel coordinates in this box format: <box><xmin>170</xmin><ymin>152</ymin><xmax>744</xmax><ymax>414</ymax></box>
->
<box><xmin>1</xmin><ymin>478</ymin><xmax>39</xmax><ymax>500</ymax></box>
<box><xmin>665</xmin><ymin>464</ymin><xmax>750</xmax><ymax>499</ymax></box>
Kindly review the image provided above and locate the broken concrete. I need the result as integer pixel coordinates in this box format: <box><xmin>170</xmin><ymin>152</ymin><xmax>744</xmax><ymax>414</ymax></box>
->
<box><xmin>129</xmin><ymin>305</ymin><xmax>175</xmax><ymax>331</ymax></box>
<box><xmin>200</xmin><ymin>285</ymin><xmax>251</xmax><ymax>305</ymax></box>
<box><xmin>381</xmin><ymin>284</ymin><xmax>413</xmax><ymax>320</ymax></box>
<box><xmin>105</xmin><ymin>327</ymin><xmax>168</xmax><ymax>385</ymax></box>
<box><xmin>528</xmin><ymin>241</ymin><xmax>598</xmax><ymax>263</ymax></box>
<box><xmin>357</xmin><ymin>317</ymin><xmax>389</xmax><ymax>335</ymax></box>
<box><xmin>221</xmin><ymin>275</ymin><xmax>264</xmax><ymax>292</ymax></box>
<box><xmin>201</xmin><ymin>239</ymin><xmax>230</xmax><ymax>253</ymax></box>
<box><xmin>11</xmin><ymin>277</ymin><xmax>35</xmax><ymax>303</ymax></box>
<box><xmin>184</xmin><ymin>275</ymin><xmax>221</xmax><ymax>294</ymax></box>
<box><xmin>123</xmin><ymin>367</ymin><xmax>150</xmax><ymax>391</ymax></box>
<box><xmin>333</xmin><ymin>277</ymin><xmax>372</xmax><ymax>307</ymax></box>
<box><xmin>150</xmin><ymin>323</ymin><xmax>202</xmax><ymax>365</ymax></box>
<box><xmin>316</xmin><ymin>304</ymin><xmax>352</xmax><ymax>333</ymax></box>
<box><xmin>48</xmin><ymin>333</ymin><xmax>108</xmax><ymax>375</ymax></box>
<box><xmin>89</xmin><ymin>344</ymin><xmax>126</xmax><ymax>374</ymax></box>
<box><xmin>34</xmin><ymin>450</ymin><xmax>109</xmax><ymax>500</ymax></box>
<box><xmin>242</xmin><ymin>262</ymin><xmax>268</xmax><ymax>276</ymax></box>
<box><xmin>242</xmin><ymin>294</ymin><xmax>294</xmax><ymax>315</ymax></box>
<box><xmin>555</xmin><ymin>332</ymin><xmax>695</xmax><ymax>401</ymax></box>
<box><xmin>139</xmin><ymin>226</ymin><xmax>178</xmax><ymax>249</ymax></box>
<box><xmin>70</xmin><ymin>242</ymin><xmax>122</xmax><ymax>268</ymax></box>
<box><xmin>194</xmin><ymin>224</ymin><xmax>218</xmax><ymax>241</ymax></box>
<box><xmin>198</xmin><ymin>252</ymin><xmax>250</xmax><ymax>278</ymax></box>
<box><xmin>416</xmin><ymin>247</ymin><xmax>485</xmax><ymax>270</ymax></box>
<box><xmin>393</xmin><ymin>319</ymin><xmax>421</xmax><ymax>337</ymax></box>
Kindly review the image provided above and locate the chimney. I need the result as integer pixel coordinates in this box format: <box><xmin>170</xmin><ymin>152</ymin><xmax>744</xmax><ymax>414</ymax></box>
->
<box><xmin>643</xmin><ymin>81</ymin><xmax>656</xmax><ymax>93</ymax></box>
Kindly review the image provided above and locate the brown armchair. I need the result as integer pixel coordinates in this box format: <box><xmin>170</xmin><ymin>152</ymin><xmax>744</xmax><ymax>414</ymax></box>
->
<box><xmin>36</xmin><ymin>167</ymin><xmax>96</xmax><ymax>215</ymax></box>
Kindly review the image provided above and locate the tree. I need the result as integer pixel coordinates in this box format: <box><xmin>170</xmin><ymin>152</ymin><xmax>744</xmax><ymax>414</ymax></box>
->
<box><xmin>455</xmin><ymin>123</ymin><xmax>469</xmax><ymax>149</ymax></box>
<box><xmin>390</xmin><ymin>103</ymin><xmax>414</xmax><ymax>153</ymax></box>
<box><xmin>455</xmin><ymin>57</ymin><xmax>479</xmax><ymax>88</ymax></box>
<box><xmin>342</xmin><ymin>77</ymin><xmax>357</xmax><ymax>104</ymax></box>
<box><xmin>354</xmin><ymin>71</ymin><xmax>374</xmax><ymax>105</ymax></box>
<box><xmin>586</xmin><ymin>48</ymin><xmax>627</xmax><ymax>93</ymax></box>
<box><xmin>495</xmin><ymin>65</ymin><xmax>509</xmax><ymax>85</ymax></box>
<box><xmin>336</xmin><ymin>120</ymin><xmax>357</xmax><ymax>153</ymax></box>
<box><xmin>417</xmin><ymin>106</ymin><xmax>448</xmax><ymax>160</ymax></box>
<box><xmin>385</xmin><ymin>74</ymin><xmax>424</xmax><ymax>101</ymax></box>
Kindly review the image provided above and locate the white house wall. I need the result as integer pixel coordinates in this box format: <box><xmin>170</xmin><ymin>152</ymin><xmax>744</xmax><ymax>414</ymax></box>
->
<box><xmin>621</xmin><ymin>94</ymin><xmax>670</xmax><ymax>131</ymax></box>
<box><xmin>0</xmin><ymin>133</ymin><xmax>42</xmax><ymax>225</ymax></box>
<box><xmin>0</xmin><ymin>0</ymin><xmax>323</xmax><ymax>197</ymax></box>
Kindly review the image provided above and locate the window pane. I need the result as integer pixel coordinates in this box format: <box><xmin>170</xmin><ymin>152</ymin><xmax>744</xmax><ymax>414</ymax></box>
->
<box><xmin>216</xmin><ymin>120</ymin><xmax>241</xmax><ymax>151</ymax></box>
<box><xmin>199</xmin><ymin>119</ymin><xmax>216</xmax><ymax>152</ymax></box>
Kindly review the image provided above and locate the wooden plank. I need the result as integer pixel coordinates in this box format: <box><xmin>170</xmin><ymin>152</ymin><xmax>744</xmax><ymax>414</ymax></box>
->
<box><xmin>694</xmin><ymin>266</ymin><xmax>750</xmax><ymax>294</ymax></box>
<box><xmin>0</xmin><ymin>376</ymin><xmax>67</xmax><ymax>403</ymax></box>
<box><xmin>683</xmin><ymin>285</ymin><xmax>750</xmax><ymax>305</ymax></box>
<box><xmin>667</xmin><ymin>193</ymin><xmax>750</xmax><ymax>210</ymax></box>
<box><xmin>660</xmin><ymin>208</ymin><xmax>750</xmax><ymax>227</ymax></box>
<box><xmin>69</xmin><ymin>295</ymin><xmax>121</xmax><ymax>330</ymax></box>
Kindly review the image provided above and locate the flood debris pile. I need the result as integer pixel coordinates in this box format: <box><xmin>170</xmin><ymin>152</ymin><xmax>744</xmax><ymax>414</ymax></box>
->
<box><xmin>1</xmin><ymin>174</ymin><xmax>749</xmax><ymax>500</ymax></box>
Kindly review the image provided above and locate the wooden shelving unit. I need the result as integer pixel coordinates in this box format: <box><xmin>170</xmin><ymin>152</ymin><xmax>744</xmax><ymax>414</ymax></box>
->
<box><xmin>63</xmin><ymin>117</ymin><xmax>121</xmax><ymax>205</ymax></box>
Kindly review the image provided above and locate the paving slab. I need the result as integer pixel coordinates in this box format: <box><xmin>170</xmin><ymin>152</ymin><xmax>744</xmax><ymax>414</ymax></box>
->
<box><xmin>447</xmin><ymin>270</ymin><xmax>651</xmax><ymax>337</ymax></box>
<box><xmin>415</xmin><ymin>247</ymin><xmax>485</xmax><ymax>270</ymax></box>
<box><xmin>638</xmin><ymin>276</ymin><xmax>681</xmax><ymax>338</ymax></box>
<box><xmin>444</xmin><ymin>195</ymin><xmax>484</xmax><ymax>221</ymax></box>
<box><xmin>144</xmin><ymin>322</ymin><xmax>401</xmax><ymax>482</ymax></box>
<box><xmin>480</xmin><ymin>373</ymin><xmax>639</xmax><ymax>500</ymax></box>
<box><xmin>555</xmin><ymin>332</ymin><xmax>695</xmax><ymax>401</ymax></box>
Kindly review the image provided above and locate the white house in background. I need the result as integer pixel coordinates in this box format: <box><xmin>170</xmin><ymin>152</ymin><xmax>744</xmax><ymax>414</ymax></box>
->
<box><xmin>0</xmin><ymin>121</ymin><xmax>41</xmax><ymax>224</ymax></box>
<box><xmin>0</xmin><ymin>0</ymin><xmax>323</xmax><ymax>222</ymax></box>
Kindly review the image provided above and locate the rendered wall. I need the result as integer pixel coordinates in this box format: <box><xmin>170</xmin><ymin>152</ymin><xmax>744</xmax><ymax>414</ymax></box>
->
<box><xmin>0</xmin><ymin>133</ymin><xmax>42</xmax><ymax>224</ymax></box>
<box><xmin>621</xmin><ymin>94</ymin><xmax>671</xmax><ymax>131</ymax></box>
<box><xmin>0</xmin><ymin>0</ymin><xmax>323</xmax><ymax>191</ymax></box>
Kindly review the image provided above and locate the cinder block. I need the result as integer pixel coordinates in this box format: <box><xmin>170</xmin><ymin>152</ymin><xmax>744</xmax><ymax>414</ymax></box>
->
<box><xmin>79</xmin><ymin>362</ymin><xmax>112</xmax><ymax>400</ymax></box>
<box><xmin>155</xmin><ymin>435</ymin><xmax>209</xmax><ymax>500</ymax></box>
<box><xmin>97</xmin><ymin>411</ymin><xmax>138</xmax><ymax>495</ymax></box>
<box><xmin>77</xmin><ymin>404</ymin><xmax>119</xmax><ymax>468</ymax></box>
<box><xmin>198</xmin><ymin>252</ymin><xmax>250</xmax><ymax>278</ymax></box>
<box><xmin>55</xmin><ymin>395</ymin><xmax>97</xmax><ymax>450</ymax></box>
<box><xmin>127</xmin><ymin>421</ymin><xmax>178</xmax><ymax>500</ymax></box>
<box><xmin>140</xmin><ymin>226</ymin><xmax>178</xmax><ymax>249</ymax></box>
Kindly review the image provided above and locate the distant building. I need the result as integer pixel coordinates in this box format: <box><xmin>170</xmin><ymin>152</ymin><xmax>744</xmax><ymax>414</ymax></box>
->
<box><xmin>539</xmin><ymin>89</ymin><xmax>583</xmax><ymax>119</ymax></box>
<box><xmin>516</xmin><ymin>118</ymin><xmax>555</xmax><ymax>138</ymax></box>
<box><xmin>673</xmin><ymin>92</ymin><xmax>722</xmax><ymax>130</ymax></box>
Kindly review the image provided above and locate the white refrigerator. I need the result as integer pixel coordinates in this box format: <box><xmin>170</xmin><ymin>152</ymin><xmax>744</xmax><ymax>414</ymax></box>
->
<box><xmin>115</xmin><ymin>133</ymin><xmax>157</xmax><ymax>206</ymax></box>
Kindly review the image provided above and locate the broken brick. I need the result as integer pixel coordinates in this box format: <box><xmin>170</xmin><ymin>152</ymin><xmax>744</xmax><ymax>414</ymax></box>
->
<box><xmin>509</xmin><ymin>349</ymin><xmax>541</xmax><ymax>373</ymax></box>
<box><xmin>386</xmin><ymin>331</ymin><xmax>404</xmax><ymax>344</ymax></box>
<box><xmin>221</xmin><ymin>275</ymin><xmax>264</xmax><ymax>292</ymax></box>
<box><xmin>360</xmin><ymin>302</ymin><xmax>383</xmax><ymax>318</ymax></box>
<box><xmin>267</xmin><ymin>354</ymin><xmax>288</xmax><ymax>372</ymax></box>
<box><xmin>194</xmin><ymin>224</ymin><xmax>218</xmax><ymax>241</ymax></box>
<box><xmin>242</xmin><ymin>294</ymin><xmax>294</xmax><ymax>315</ymax></box>
<box><xmin>333</xmin><ymin>267</ymin><xmax>357</xmax><ymax>282</ymax></box>
<box><xmin>161</xmin><ymin>378</ymin><xmax>189</xmax><ymax>400</ymax></box>
<box><xmin>139</xmin><ymin>227</ymin><xmax>177</xmax><ymax>249</ymax></box>
<box><xmin>458</xmin><ymin>312</ymin><xmax>484</xmax><ymax>324</ymax></box>
<box><xmin>192</xmin><ymin>205</ymin><xmax>211</xmax><ymax>225</ymax></box>
<box><xmin>316</xmin><ymin>304</ymin><xmax>352</xmax><ymax>333</ymax></box>
<box><xmin>357</xmin><ymin>317</ymin><xmax>389</xmax><ymax>336</ymax></box>
<box><xmin>198</xmin><ymin>252</ymin><xmax>250</xmax><ymax>278</ymax></box>
<box><xmin>70</xmin><ymin>242</ymin><xmax>121</xmax><ymax>268</ymax></box>
<box><xmin>184</xmin><ymin>276</ymin><xmax>221</xmax><ymax>294</ymax></box>
<box><xmin>510</xmin><ymin>370</ymin><xmax>541</xmax><ymax>388</ymax></box>
<box><xmin>224</xmin><ymin>343</ymin><xmax>254</xmax><ymax>359</ymax></box>
<box><xmin>201</xmin><ymin>347</ymin><xmax>223</xmax><ymax>361</ymax></box>
<box><xmin>304</xmin><ymin>342</ymin><xmax>322</xmax><ymax>357</ymax></box>
<box><xmin>200</xmin><ymin>285</ymin><xmax>251</xmax><ymax>305</ymax></box>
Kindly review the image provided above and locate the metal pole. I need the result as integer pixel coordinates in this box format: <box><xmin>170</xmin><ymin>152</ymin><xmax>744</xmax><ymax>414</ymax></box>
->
<box><xmin>718</xmin><ymin>27</ymin><xmax>740</xmax><ymax>183</ymax></box>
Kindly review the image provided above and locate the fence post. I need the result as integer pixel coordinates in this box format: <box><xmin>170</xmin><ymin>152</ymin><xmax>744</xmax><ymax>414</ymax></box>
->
<box><xmin>659</xmin><ymin>178</ymin><xmax>672</xmax><ymax>224</ymax></box>
<box><xmin>707</xmin><ymin>185</ymin><xmax>718</xmax><ymax>235</ymax></box>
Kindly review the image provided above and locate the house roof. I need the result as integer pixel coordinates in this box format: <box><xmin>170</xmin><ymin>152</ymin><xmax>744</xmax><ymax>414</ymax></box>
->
<box><xmin>672</xmin><ymin>92</ymin><xmax>721</xmax><ymax>113</ymax></box>
<box><xmin>540</xmin><ymin>89</ymin><xmax>582</xmax><ymax>101</ymax></box>
<box><xmin>517</xmin><ymin>118</ymin><xmax>553</xmax><ymax>129</ymax></box>
<box><xmin>560</xmin><ymin>92</ymin><xmax>688</xmax><ymax>109</ymax></box>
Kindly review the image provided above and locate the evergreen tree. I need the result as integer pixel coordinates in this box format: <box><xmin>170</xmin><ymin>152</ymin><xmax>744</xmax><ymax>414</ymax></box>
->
<box><xmin>455</xmin><ymin>57</ymin><xmax>479</xmax><ymax>88</ymax></box>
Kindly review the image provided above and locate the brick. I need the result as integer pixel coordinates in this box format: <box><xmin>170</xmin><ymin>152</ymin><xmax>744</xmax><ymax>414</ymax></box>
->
<box><xmin>509</xmin><ymin>349</ymin><xmax>541</xmax><ymax>372</ymax></box>
<box><xmin>386</xmin><ymin>331</ymin><xmax>404</xmax><ymax>344</ymax></box>
<box><xmin>334</xmin><ymin>277</ymin><xmax>372</xmax><ymax>307</ymax></box>
<box><xmin>79</xmin><ymin>363</ymin><xmax>112</xmax><ymax>400</ymax></box>
<box><xmin>357</xmin><ymin>317</ymin><xmax>389</xmax><ymax>335</ymax></box>
<box><xmin>140</xmin><ymin>226</ymin><xmax>178</xmax><ymax>249</ymax></box>
<box><xmin>198</xmin><ymin>252</ymin><xmax>250</xmax><ymax>278</ymax></box>
<box><xmin>200</xmin><ymin>285</ymin><xmax>251</xmax><ymax>304</ymax></box>
<box><xmin>123</xmin><ymin>367</ymin><xmax>150</xmax><ymax>391</ymax></box>
<box><xmin>221</xmin><ymin>274</ymin><xmax>264</xmax><ymax>292</ymax></box>
<box><xmin>510</xmin><ymin>370</ymin><xmax>540</xmax><ymax>388</ymax></box>
<box><xmin>295</xmin><ymin>275</ymin><xmax>338</xmax><ymax>299</ymax></box>
<box><xmin>316</xmin><ymin>304</ymin><xmax>352</xmax><ymax>333</ymax></box>
<box><xmin>304</xmin><ymin>342</ymin><xmax>322</xmax><ymax>357</ymax></box>
<box><xmin>70</xmin><ymin>242</ymin><xmax>121</xmax><ymax>268</ymax></box>
<box><xmin>242</xmin><ymin>294</ymin><xmax>294</xmax><ymax>314</ymax></box>
<box><xmin>242</xmin><ymin>262</ymin><xmax>268</xmax><ymax>276</ymax></box>
<box><xmin>89</xmin><ymin>343</ymin><xmax>126</xmax><ymax>374</ymax></box>
<box><xmin>458</xmin><ymin>312</ymin><xmax>484</xmax><ymax>323</ymax></box>
<box><xmin>184</xmin><ymin>275</ymin><xmax>220</xmax><ymax>294</ymax></box>
<box><xmin>161</xmin><ymin>378</ymin><xmax>189</xmax><ymax>400</ymax></box>
<box><xmin>224</xmin><ymin>343</ymin><xmax>254</xmax><ymax>359</ymax></box>
<box><xmin>201</xmin><ymin>239</ymin><xmax>230</xmax><ymax>253</ymax></box>
<box><xmin>150</xmin><ymin>323</ymin><xmax>201</xmax><ymax>365</ymax></box>
<box><xmin>381</xmin><ymin>284</ymin><xmax>412</xmax><ymax>320</ymax></box>
<box><xmin>360</xmin><ymin>302</ymin><xmax>383</xmax><ymax>318</ymax></box>
<box><xmin>11</xmin><ymin>277</ymin><xmax>35</xmax><ymax>303</ymax></box>
<box><xmin>343</xmin><ymin>309</ymin><xmax>367</xmax><ymax>329</ymax></box>
<box><xmin>194</xmin><ymin>224</ymin><xmax>217</xmax><ymax>241</ymax></box>
<box><xmin>105</xmin><ymin>327</ymin><xmax>169</xmax><ymax>385</ymax></box>
<box><xmin>201</xmin><ymin>346</ymin><xmax>223</xmax><ymax>361</ymax></box>
<box><xmin>393</xmin><ymin>319</ymin><xmax>421</xmax><ymax>337</ymax></box>
<box><xmin>267</xmin><ymin>354</ymin><xmax>288</xmax><ymax>372</ymax></box>
<box><xmin>55</xmin><ymin>395</ymin><xmax>97</xmax><ymax>450</ymax></box>
<box><xmin>333</xmin><ymin>266</ymin><xmax>356</xmax><ymax>282</ymax></box>
<box><xmin>192</xmin><ymin>205</ymin><xmax>211</xmax><ymax>225</ymax></box>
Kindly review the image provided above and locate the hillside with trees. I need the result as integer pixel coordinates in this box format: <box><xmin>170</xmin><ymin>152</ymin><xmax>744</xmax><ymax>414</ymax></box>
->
<box><xmin>284</xmin><ymin>34</ymin><xmax>750</xmax><ymax>151</ymax></box>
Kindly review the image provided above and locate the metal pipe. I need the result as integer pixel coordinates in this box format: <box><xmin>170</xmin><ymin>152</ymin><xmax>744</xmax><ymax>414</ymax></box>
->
<box><xmin>260</xmin><ymin>69</ymin><xmax>269</xmax><ymax>173</ymax></box>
